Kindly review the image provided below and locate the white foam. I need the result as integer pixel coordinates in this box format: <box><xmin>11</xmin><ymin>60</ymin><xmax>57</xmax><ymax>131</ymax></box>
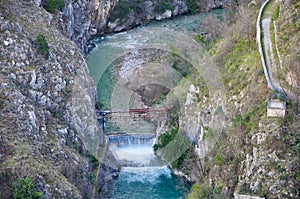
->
<box><xmin>120</xmin><ymin>166</ymin><xmax>172</xmax><ymax>183</ymax></box>
<box><xmin>110</xmin><ymin>144</ymin><xmax>156</xmax><ymax>166</ymax></box>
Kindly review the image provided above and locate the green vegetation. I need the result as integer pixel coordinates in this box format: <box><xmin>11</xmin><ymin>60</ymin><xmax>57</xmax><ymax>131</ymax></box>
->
<box><xmin>44</xmin><ymin>0</ymin><xmax>65</xmax><ymax>13</ymax></box>
<box><xmin>154</xmin><ymin>0</ymin><xmax>173</xmax><ymax>14</ymax></box>
<box><xmin>272</xmin><ymin>4</ymin><xmax>280</xmax><ymax>20</ymax></box>
<box><xmin>25</xmin><ymin>65</ymin><xmax>36</xmax><ymax>71</ymax></box>
<box><xmin>110</xmin><ymin>0</ymin><xmax>145</xmax><ymax>21</ymax></box>
<box><xmin>187</xmin><ymin>181</ymin><xmax>222</xmax><ymax>199</ymax></box>
<box><xmin>89</xmin><ymin>154</ymin><xmax>99</xmax><ymax>169</ymax></box>
<box><xmin>193</xmin><ymin>33</ymin><xmax>206</xmax><ymax>43</ymax></box>
<box><xmin>232</xmin><ymin>109</ymin><xmax>262</xmax><ymax>133</ymax></box>
<box><xmin>153</xmin><ymin>127</ymin><xmax>178</xmax><ymax>151</ymax></box>
<box><xmin>35</xmin><ymin>34</ymin><xmax>49</xmax><ymax>59</ymax></box>
<box><xmin>168</xmin><ymin>44</ymin><xmax>198</xmax><ymax>78</ymax></box>
<box><xmin>202</xmin><ymin>127</ymin><xmax>215</xmax><ymax>141</ymax></box>
<box><xmin>296</xmin><ymin>170</ymin><xmax>300</xmax><ymax>181</ymax></box>
<box><xmin>296</xmin><ymin>52</ymin><xmax>300</xmax><ymax>62</ymax></box>
<box><xmin>171</xmin><ymin>59</ymin><xmax>195</xmax><ymax>78</ymax></box>
<box><xmin>185</xmin><ymin>0</ymin><xmax>199</xmax><ymax>15</ymax></box>
<box><xmin>214</xmin><ymin>153</ymin><xmax>224</xmax><ymax>165</ymax></box>
<box><xmin>296</xmin><ymin>142</ymin><xmax>300</xmax><ymax>152</ymax></box>
<box><xmin>154</xmin><ymin>127</ymin><xmax>189</xmax><ymax>169</ymax></box>
<box><xmin>171</xmin><ymin>150</ymin><xmax>188</xmax><ymax>168</ymax></box>
<box><xmin>95</xmin><ymin>101</ymin><xmax>104</xmax><ymax>110</ymax></box>
<box><xmin>185</xmin><ymin>1</ymin><xmax>300</xmax><ymax>198</ymax></box>
<box><xmin>111</xmin><ymin>0</ymin><xmax>199</xmax><ymax>20</ymax></box>
<box><xmin>187</xmin><ymin>184</ymin><xmax>209</xmax><ymax>199</ymax></box>
<box><xmin>12</xmin><ymin>176</ymin><xmax>42</xmax><ymax>199</ymax></box>
<box><xmin>111</xmin><ymin>0</ymin><xmax>131</xmax><ymax>21</ymax></box>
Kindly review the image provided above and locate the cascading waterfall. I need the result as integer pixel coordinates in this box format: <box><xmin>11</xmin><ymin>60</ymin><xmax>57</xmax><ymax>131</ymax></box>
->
<box><xmin>108</xmin><ymin>134</ymin><xmax>160</xmax><ymax>166</ymax></box>
<box><xmin>107</xmin><ymin>134</ymin><xmax>156</xmax><ymax>148</ymax></box>
<box><xmin>107</xmin><ymin>134</ymin><xmax>189</xmax><ymax>198</ymax></box>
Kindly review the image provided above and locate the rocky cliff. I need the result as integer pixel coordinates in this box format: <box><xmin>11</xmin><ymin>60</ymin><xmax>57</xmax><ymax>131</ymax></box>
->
<box><xmin>43</xmin><ymin>0</ymin><xmax>231</xmax><ymax>54</ymax></box>
<box><xmin>184</xmin><ymin>1</ymin><xmax>300</xmax><ymax>198</ymax></box>
<box><xmin>96</xmin><ymin>0</ymin><xmax>231</xmax><ymax>34</ymax></box>
<box><xmin>0</xmin><ymin>1</ymin><xmax>118</xmax><ymax>198</ymax></box>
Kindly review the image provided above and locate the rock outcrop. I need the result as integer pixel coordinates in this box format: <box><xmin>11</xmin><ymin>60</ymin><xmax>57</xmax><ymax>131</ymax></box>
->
<box><xmin>103</xmin><ymin>0</ymin><xmax>231</xmax><ymax>33</ymax></box>
<box><xmin>0</xmin><ymin>1</ymin><xmax>118</xmax><ymax>198</ymax></box>
<box><xmin>55</xmin><ymin>0</ymin><xmax>231</xmax><ymax>54</ymax></box>
<box><xmin>59</xmin><ymin>0</ymin><xmax>118</xmax><ymax>54</ymax></box>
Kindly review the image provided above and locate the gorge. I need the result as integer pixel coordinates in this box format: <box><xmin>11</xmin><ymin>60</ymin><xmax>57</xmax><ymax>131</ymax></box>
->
<box><xmin>0</xmin><ymin>0</ymin><xmax>299</xmax><ymax>199</ymax></box>
<box><xmin>87</xmin><ymin>10</ymin><xmax>226</xmax><ymax>197</ymax></box>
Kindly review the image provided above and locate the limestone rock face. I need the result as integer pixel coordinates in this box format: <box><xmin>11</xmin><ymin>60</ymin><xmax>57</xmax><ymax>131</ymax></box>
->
<box><xmin>0</xmin><ymin>1</ymin><xmax>117</xmax><ymax>198</ymax></box>
<box><xmin>104</xmin><ymin>0</ymin><xmax>231</xmax><ymax>33</ymax></box>
<box><xmin>58</xmin><ymin>0</ymin><xmax>231</xmax><ymax>54</ymax></box>
<box><xmin>58</xmin><ymin>0</ymin><xmax>118</xmax><ymax>54</ymax></box>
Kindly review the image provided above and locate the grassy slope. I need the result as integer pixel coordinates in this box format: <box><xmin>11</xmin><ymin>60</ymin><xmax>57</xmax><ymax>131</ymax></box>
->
<box><xmin>276</xmin><ymin>0</ymin><xmax>300</xmax><ymax>95</ymax></box>
<box><xmin>187</xmin><ymin>2</ymin><xmax>299</xmax><ymax>198</ymax></box>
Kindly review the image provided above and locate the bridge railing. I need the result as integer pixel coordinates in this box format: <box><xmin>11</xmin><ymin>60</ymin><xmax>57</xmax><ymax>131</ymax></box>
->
<box><xmin>96</xmin><ymin>108</ymin><xmax>169</xmax><ymax>120</ymax></box>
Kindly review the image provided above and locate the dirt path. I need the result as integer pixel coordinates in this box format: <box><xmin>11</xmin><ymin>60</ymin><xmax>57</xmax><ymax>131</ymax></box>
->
<box><xmin>262</xmin><ymin>17</ymin><xmax>282</xmax><ymax>90</ymax></box>
<box><xmin>261</xmin><ymin>0</ymin><xmax>283</xmax><ymax>92</ymax></box>
<box><xmin>260</xmin><ymin>0</ymin><xmax>297</xmax><ymax>99</ymax></box>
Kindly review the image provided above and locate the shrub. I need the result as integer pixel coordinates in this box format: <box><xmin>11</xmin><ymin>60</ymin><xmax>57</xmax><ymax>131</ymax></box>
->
<box><xmin>154</xmin><ymin>0</ymin><xmax>173</xmax><ymax>14</ymax></box>
<box><xmin>89</xmin><ymin>154</ymin><xmax>99</xmax><ymax>169</ymax></box>
<box><xmin>44</xmin><ymin>0</ymin><xmax>65</xmax><ymax>13</ymax></box>
<box><xmin>296</xmin><ymin>142</ymin><xmax>300</xmax><ymax>152</ymax></box>
<box><xmin>185</xmin><ymin>0</ymin><xmax>199</xmax><ymax>15</ymax></box>
<box><xmin>12</xmin><ymin>176</ymin><xmax>42</xmax><ymax>199</ymax></box>
<box><xmin>110</xmin><ymin>0</ymin><xmax>133</xmax><ymax>21</ymax></box>
<box><xmin>153</xmin><ymin>127</ymin><xmax>189</xmax><ymax>169</ymax></box>
<box><xmin>296</xmin><ymin>170</ymin><xmax>300</xmax><ymax>181</ymax></box>
<box><xmin>214</xmin><ymin>153</ymin><xmax>224</xmax><ymax>165</ymax></box>
<box><xmin>171</xmin><ymin>150</ymin><xmax>187</xmax><ymax>168</ymax></box>
<box><xmin>35</xmin><ymin>34</ymin><xmax>49</xmax><ymax>59</ymax></box>
<box><xmin>193</xmin><ymin>33</ymin><xmax>205</xmax><ymax>43</ymax></box>
<box><xmin>187</xmin><ymin>184</ymin><xmax>210</xmax><ymax>199</ymax></box>
<box><xmin>153</xmin><ymin>127</ymin><xmax>178</xmax><ymax>151</ymax></box>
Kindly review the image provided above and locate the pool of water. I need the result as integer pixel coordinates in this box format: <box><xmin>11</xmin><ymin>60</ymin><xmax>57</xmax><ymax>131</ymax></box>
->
<box><xmin>112</xmin><ymin>166</ymin><xmax>189</xmax><ymax>199</ymax></box>
<box><xmin>107</xmin><ymin>135</ymin><xmax>190</xmax><ymax>199</ymax></box>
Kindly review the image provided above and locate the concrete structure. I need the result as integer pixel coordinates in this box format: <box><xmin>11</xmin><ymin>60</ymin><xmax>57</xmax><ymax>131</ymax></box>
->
<box><xmin>267</xmin><ymin>99</ymin><xmax>286</xmax><ymax>117</ymax></box>
<box><xmin>234</xmin><ymin>193</ymin><xmax>265</xmax><ymax>199</ymax></box>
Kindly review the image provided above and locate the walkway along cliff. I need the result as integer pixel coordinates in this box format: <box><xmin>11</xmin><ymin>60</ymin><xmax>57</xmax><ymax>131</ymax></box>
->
<box><xmin>257</xmin><ymin>0</ymin><xmax>286</xmax><ymax>117</ymax></box>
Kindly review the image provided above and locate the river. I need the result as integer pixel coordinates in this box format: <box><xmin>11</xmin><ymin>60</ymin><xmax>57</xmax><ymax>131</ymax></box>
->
<box><xmin>87</xmin><ymin>9</ymin><xmax>225</xmax><ymax>199</ymax></box>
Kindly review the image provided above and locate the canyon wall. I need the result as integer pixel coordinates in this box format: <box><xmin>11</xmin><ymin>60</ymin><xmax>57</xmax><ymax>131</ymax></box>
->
<box><xmin>58</xmin><ymin>0</ymin><xmax>231</xmax><ymax>54</ymax></box>
<box><xmin>0</xmin><ymin>1</ymin><xmax>118</xmax><ymax>198</ymax></box>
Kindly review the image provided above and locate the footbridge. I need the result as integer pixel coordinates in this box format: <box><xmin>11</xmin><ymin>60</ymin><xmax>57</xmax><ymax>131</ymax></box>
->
<box><xmin>96</xmin><ymin>107</ymin><xmax>169</xmax><ymax>120</ymax></box>
<box><xmin>96</xmin><ymin>107</ymin><xmax>169</xmax><ymax>133</ymax></box>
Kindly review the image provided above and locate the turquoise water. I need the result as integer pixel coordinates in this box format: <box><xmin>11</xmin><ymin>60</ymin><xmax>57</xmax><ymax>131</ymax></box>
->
<box><xmin>87</xmin><ymin>9</ymin><xmax>226</xmax><ymax>199</ymax></box>
<box><xmin>107</xmin><ymin>135</ymin><xmax>190</xmax><ymax>199</ymax></box>
<box><xmin>87</xmin><ymin>9</ymin><xmax>226</xmax><ymax>110</ymax></box>
<box><xmin>112</xmin><ymin>166</ymin><xmax>189</xmax><ymax>199</ymax></box>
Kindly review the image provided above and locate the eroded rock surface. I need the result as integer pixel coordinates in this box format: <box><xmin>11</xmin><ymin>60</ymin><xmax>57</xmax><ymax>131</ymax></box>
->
<box><xmin>0</xmin><ymin>1</ymin><xmax>117</xmax><ymax>198</ymax></box>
